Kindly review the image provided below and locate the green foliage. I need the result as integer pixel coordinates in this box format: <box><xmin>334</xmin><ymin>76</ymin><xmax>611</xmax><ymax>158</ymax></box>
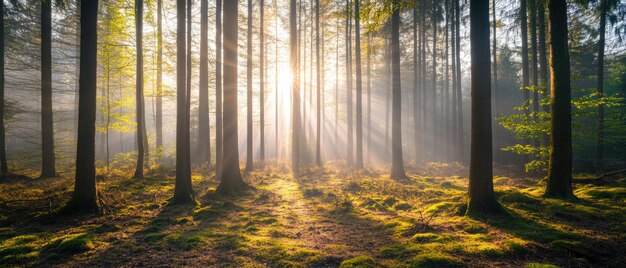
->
<box><xmin>498</xmin><ymin>86</ymin><xmax>624</xmax><ymax>172</ymax></box>
<box><xmin>44</xmin><ymin>233</ymin><xmax>94</xmax><ymax>254</ymax></box>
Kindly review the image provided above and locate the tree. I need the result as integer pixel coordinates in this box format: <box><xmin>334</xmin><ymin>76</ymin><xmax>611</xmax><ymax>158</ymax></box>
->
<box><xmin>521</xmin><ymin>0</ymin><xmax>530</xmax><ymax>142</ymax></box>
<box><xmin>246</xmin><ymin>0</ymin><xmax>253</xmax><ymax>172</ymax></box>
<box><xmin>346</xmin><ymin>0</ymin><xmax>353</xmax><ymax>166</ymax></box>
<box><xmin>354</xmin><ymin>0</ymin><xmax>363</xmax><ymax>169</ymax></box>
<box><xmin>40</xmin><ymin>0</ymin><xmax>56</xmax><ymax>178</ymax></box>
<box><xmin>466</xmin><ymin>0</ymin><xmax>503</xmax><ymax>215</ymax></box>
<box><xmin>413</xmin><ymin>2</ymin><xmax>419</xmax><ymax>163</ymax></box>
<box><xmin>216</xmin><ymin>0</ymin><xmax>223</xmax><ymax>177</ymax></box>
<box><xmin>171</xmin><ymin>0</ymin><xmax>194</xmax><ymax>204</ymax></box>
<box><xmin>596</xmin><ymin>0</ymin><xmax>608</xmax><ymax>172</ymax></box>
<box><xmin>156</xmin><ymin>0</ymin><xmax>163</xmax><ymax>151</ymax></box>
<box><xmin>218</xmin><ymin>0</ymin><xmax>250</xmax><ymax>194</ymax></box>
<box><xmin>544</xmin><ymin>0</ymin><xmax>574</xmax><ymax>198</ymax></box>
<box><xmin>65</xmin><ymin>0</ymin><xmax>100</xmax><ymax>212</ymax></box>
<box><xmin>0</xmin><ymin>0</ymin><xmax>6</xmax><ymax>175</ymax></box>
<box><xmin>291</xmin><ymin>0</ymin><xmax>300</xmax><ymax>174</ymax></box>
<box><xmin>260</xmin><ymin>0</ymin><xmax>265</xmax><ymax>168</ymax></box>
<box><xmin>197</xmin><ymin>0</ymin><xmax>211</xmax><ymax>165</ymax></box>
<box><xmin>315</xmin><ymin>0</ymin><xmax>321</xmax><ymax>166</ymax></box>
<box><xmin>133</xmin><ymin>0</ymin><xmax>146</xmax><ymax>179</ymax></box>
<box><xmin>530</xmin><ymin>0</ymin><xmax>539</xmax><ymax>148</ymax></box>
<box><xmin>390</xmin><ymin>0</ymin><xmax>406</xmax><ymax>180</ymax></box>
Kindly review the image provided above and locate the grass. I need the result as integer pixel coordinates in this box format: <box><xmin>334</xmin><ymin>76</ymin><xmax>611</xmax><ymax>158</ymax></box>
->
<box><xmin>0</xmin><ymin>164</ymin><xmax>624</xmax><ymax>267</ymax></box>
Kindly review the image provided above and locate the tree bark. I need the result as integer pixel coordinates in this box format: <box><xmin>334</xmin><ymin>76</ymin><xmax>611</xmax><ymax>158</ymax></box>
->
<box><xmin>291</xmin><ymin>0</ymin><xmax>301</xmax><ymax>174</ymax></box>
<box><xmin>133</xmin><ymin>0</ymin><xmax>146</xmax><ymax>179</ymax></box>
<box><xmin>413</xmin><ymin>4</ymin><xmax>419</xmax><ymax>163</ymax></box>
<box><xmin>171</xmin><ymin>0</ymin><xmax>195</xmax><ymax>204</ymax></box>
<box><xmin>544</xmin><ymin>0</ymin><xmax>573</xmax><ymax>198</ymax></box>
<box><xmin>354</xmin><ymin>0</ymin><xmax>363</xmax><ymax>169</ymax></box>
<box><xmin>260</xmin><ymin>0</ymin><xmax>265</xmax><ymax>168</ymax></box>
<box><xmin>315</xmin><ymin>0</ymin><xmax>322</xmax><ymax>166</ymax></box>
<box><xmin>216</xmin><ymin>0</ymin><xmax>223</xmax><ymax>177</ymax></box>
<box><xmin>156</xmin><ymin>0</ymin><xmax>163</xmax><ymax>151</ymax></box>
<box><xmin>41</xmin><ymin>0</ymin><xmax>56</xmax><ymax>178</ymax></box>
<box><xmin>66</xmin><ymin>0</ymin><xmax>100</xmax><ymax>212</ymax></box>
<box><xmin>218</xmin><ymin>0</ymin><xmax>250</xmax><ymax>194</ymax></box>
<box><xmin>346</xmin><ymin>0</ymin><xmax>353</xmax><ymax>166</ymax></box>
<box><xmin>0</xmin><ymin>1</ymin><xmax>7</xmax><ymax>175</ymax></box>
<box><xmin>391</xmin><ymin>0</ymin><xmax>406</xmax><ymax>180</ymax></box>
<box><xmin>467</xmin><ymin>0</ymin><xmax>503</xmax><ymax>215</ymax></box>
<box><xmin>246</xmin><ymin>0</ymin><xmax>254</xmax><ymax>172</ymax></box>
<box><xmin>596</xmin><ymin>0</ymin><xmax>607</xmax><ymax>173</ymax></box>
<box><xmin>198</xmin><ymin>0</ymin><xmax>211</xmax><ymax>165</ymax></box>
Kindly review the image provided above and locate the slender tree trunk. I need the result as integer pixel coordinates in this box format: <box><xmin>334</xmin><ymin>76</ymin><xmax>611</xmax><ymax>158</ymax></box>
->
<box><xmin>216</xmin><ymin>0</ymin><xmax>223</xmax><ymax>177</ymax></box>
<box><xmin>445</xmin><ymin>0</ymin><xmax>451</xmax><ymax>162</ymax></box>
<box><xmin>467</xmin><ymin>0</ymin><xmax>503</xmax><ymax>215</ymax></box>
<box><xmin>432</xmin><ymin>1</ymin><xmax>438</xmax><ymax>161</ymax></box>
<box><xmin>66</xmin><ymin>0</ymin><xmax>99</xmax><ymax>212</ymax></box>
<box><xmin>451</xmin><ymin>0</ymin><xmax>458</xmax><ymax>162</ymax></box>
<box><xmin>171</xmin><ymin>0</ymin><xmax>194</xmax><ymax>204</ymax></box>
<box><xmin>492</xmin><ymin>0</ymin><xmax>499</xmax><ymax>161</ymax></box>
<box><xmin>291</xmin><ymin>0</ymin><xmax>301</xmax><ymax>174</ymax></box>
<box><xmin>315</xmin><ymin>0</ymin><xmax>322</xmax><ymax>166</ymax></box>
<box><xmin>413</xmin><ymin>4</ymin><xmax>419</xmax><ymax>163</ymax></box>
<box><xmin>133</xmin><ymin>0</ymin><xmax>146</xmax><ymax>179</ymax></box>
<box><xmin>198</xmin><ymin>0</ymin><xmax>211</xmax><ymax>164</ymax></box>
<box><xmin>0</xmin><ymin>1</ymin><xmax>7</xmax><ymax>175</ymax></box>
<box><xmin>185</xmin><ymin>0</ymin><xmax>192</xmax><ymax>182</ymax></box>
<box><xmin>354</xmin><ymin>0</ymin><xmax>363</xmax><ymax>168</ymax></box>
<box><xmin>544</xmin><ymin>0</ymin><xmax>573</xmax><ymax>198</ymax></box>
<box><xmin>530</xmin><ymin>0</ymin><xmax>539</xmax><ymax>149</ymax></box>
<box><xmin>218</xmin><ymin>0</ymin><xmax>250</xmax><ymax>194</ymax></box>
<box><xmin>335</xmin><ymin>17</ymin><xmax>339</xmax><ymax>160</ymax></box>
<box><xmin>246</xmin><ymin>0</ymin><xmax>254</xmax><ymax>172</ymax></box>
<box><xmin>346</xmin><ymin>0</ymin><xmax>353</xmax><ymax>166</ymax></box>
<box><xmin>41</xmin><ymin>0</ymin><xmax>56</xmax><ymax>178</ymax></box>
<box><xmin>421</xmin><ymin>0</ymin><xmax>427</xmax><ymax>161</ymax></box>
<box><xmin>367</xmin><ymin>31</ymin><xmax>371</xmax><ymax>164</ymax></box>
<box><xmin>275</xmin><ymin>0</ymin><xmax>279</xmax><ymax>160</ymax></box>
<box><xmin>260</xmin><ymin>0</ymin><xmax>265</xmax><ymax>168</ymax></box>
<box><xmin>538</xmin><ymin>0</ymin><xmax>549</xmax><ymax>146</ymax></box>
<box><xmin>391</xmin><ymin>0</ymin><xmax>406</xmax><ymax>180</ymax></box>
<box><xmin>521</xmin><ymin>0</ymin><xmax>530</xmax><ymax>147</ymax></box>
<box><xmin>156</xmin><ymin>0</ymin><xmax>163</xmax><ymax>151</ymax></box>
<box><xmin>385</xmin><ymin>37</ymin><xmax>390</xmax><ymax>163</ymax></box>
<box><xmin>596</xmin><ymin>0</ymin><xmax>607</xmax><ymax>173</ymax></box>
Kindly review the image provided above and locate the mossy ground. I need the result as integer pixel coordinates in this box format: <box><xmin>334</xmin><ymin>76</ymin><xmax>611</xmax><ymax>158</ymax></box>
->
<box><xmin>0</xmin><ymin>162</ymin><xmax>624</xmax><ymax>267</ymax></box>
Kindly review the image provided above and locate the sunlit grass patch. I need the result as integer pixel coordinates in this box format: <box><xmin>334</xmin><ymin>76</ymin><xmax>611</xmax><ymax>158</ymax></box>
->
<box><xmin>407</xmin><ymin>252</ymin><xmax>465</xmax><ymax>267</ymax></box>
<box><xmin>339</xmin><ymin>255</ymin><xmax>376</xmax><ymax>268</ymax></box>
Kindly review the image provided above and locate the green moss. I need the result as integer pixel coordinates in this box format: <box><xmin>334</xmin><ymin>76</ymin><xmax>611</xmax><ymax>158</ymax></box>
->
<box><xmin>383</xmin><ymin>196</ymin><xmax>398</xmax><ymax>206</ymax></box>
<box><xmin>143</xmin><ymin>233</ymin><xmax>166</xmax><ymax>243</ymax></box>
<box><xmin>45</xmin><ymin>233</ymin><xmax>94</xmax><ymax>254</ymax></box>
<box><xmin>412</xmin><ymin>233</ymin><xmax>449</xmax><ymax>243</ymax></box>
<box><xmin>378</xmin><ymin>244</ymin><xmax>420</xmax><ymax>259</ymax></box>
<box><xmin>424</xmin><ymin>202</ymin><xmax>459</xmax><ymax>215</ymax></box>
<box><xmin>303</xmin><ymin>188</ymin><xmax>324</xmax><ymax>198</ymax></box>
<box><xmin>407</xmin><ymin>253</ymin><xmax>465</xmax><ymax>268</ymax></box>
<box><xmin>361</xmin><ymin>197</ymin><xmax>388</xmax><ymax>211</ymax></box>
<box><xmin>462</xmin><ymin>222</ymin><xmax>487</xmax><ymax>234</ymax></box>
<box><xmin>339</xmin><ymin>255</ymin><xmax>376</xmax><ymax>268</ymax></box>
<box><xmin>525</xmin><ymin>263</ymin><xmax>559</xmax><ymax>268</ymax></box>
<box><xmin>394</xmin><ymin>202</ymin><xmax>412</xmax><ymax>211</ymax></box>
<box><xmin>166</xmin><ymin>232</ymin><xmax>209</xmax><ymax>251</ymax></box>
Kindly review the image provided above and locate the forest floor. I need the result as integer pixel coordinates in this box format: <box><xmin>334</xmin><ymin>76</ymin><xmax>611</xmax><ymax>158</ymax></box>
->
<box><xmin>0</xmin><ymin>162</ymin><xmax>625</xmax><ymax>267</ymax></box>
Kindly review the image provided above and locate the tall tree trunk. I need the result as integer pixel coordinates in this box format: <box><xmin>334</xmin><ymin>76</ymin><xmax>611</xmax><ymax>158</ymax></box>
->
<box><xmin>275</xmin><ymin>0</ymin><xmax>279</xmax><ymax>160</ymax></box>
<box><xmin>354</xmin><ymin>0</ymin><xmax>363</xmax><ymax>168</ymax></box>
<box><xmin>421</xmin><ymin>0</ymin><xmax>427</xmax><ymax>161</ymax></box>
<box><xmin>596</xmin><ymin>0</ymin><xmax>607</xmax><ymax>173</ymax></box>
<box><xmin>156</xmin><ymin>0</ymin><xmax>163</xmax><ymax>151</ymax></box>
<box><xmin>0</xmin><ymin>1</ymin><xmax>7</xmax><ymax>175</ymax></box>
<box><xmin>216</xmin><ymin>0</ymin><xmax>223</xmax><ymax>177</ymax></box>
<box><xmin>521</xmin><ymin>0</ymin><xmax>530</xmax><ymax>147</ymax></box>
<box><xmin>291</xmin><ymin>0</ymin><xmax>301</xmax><ymax>174</ymax></box>
<box><xmin>41</xmin><ymin>0</ymin><xmax>56</xmax><ymax>178</ymax></box>
<box><xmin>133</xmin><ymin>0</ymin><xmax>146</xmax><ymax>179</ymax></box>
<box><xmin>346</xmin><ymin>0</ymin><xmax>353</xmax><ymax>166</ymax></box>
<box><xmin>185</xmin><ymin>0</ymin><xmax>192</xmax><ymax>182</ymax></box>
<box><xmin>218</xmin><ymin>0</ymin><xmax>250</xmax><ymax>194</ymax></box>
<box><xmin>171</xmin><ymin>0</ymin><xmax>194</xmax><ymax>204</ymax></box>
<box><xmin>432</xmin><ymin>1</ymin><xmax>438</xmax><ymax>161</ymax></box>
<box><xmin>66</xmin><ymin>0</ymin><xmax>99</xmax><ymax>211</ymax></box>
<box><xmin>491</xmin><ymin>0</ymin><xmax>499</xmax><ymax>160</ymax></box>
<box><xmin>385</xmin><ymin>37</ymin><xmax>390</xmax><ymax>163</ymax></box>
<box><xmin>335</xmin><ymin>17</ymin><xmax>339</xmax><ymax>160</ymax></box>
<box><xmin>198</xmin><ymin>0</ymin><xmax>211</xmax><ymax>164</ymax></box>
<box><xmin>530</xmin><ymin>0</ymin><xmax>539</xmax><ymax>149</ymax></box>
<box><xmin>544</xmin><ymin>0</ymin><xmax>573</xmax><ymax>198</ymax></box>
<box><xmin>260</xmin><ymin>0</ymin><xmax>265</xmax><ymax>168</ymax></box>
<box><xmin>538</xmin><ymin>0</ymin><xmax>549</xmax><ymax>146</ymax></box>
<box><xmin>413</xmin><ymin>4</ymin><xmax>419</xmax><ymax>163</ymax></box>
<box><xmin>246</xmin><ymin>0</ymin><xmax>254</xmax><ymax>172</ymax></box>
<box><xmin>455</xmin><ymin>0</ymin><xmax>464</xmax><ymax>163</ymax></box>
<box><xmin>367</xmin><ymin>31</ymin><xmax>371</xmax><ymax>164</ymax></box>
<box><xmin>451</xmin><ymin>0</ymin><xmax>458</xmax><ymax>162</ymax></box>
<box><xmin>391</xmin><ymin>0</ymin><xmax>406</xmax><ymax>180</ymax></box>
<box><xmin>445</xmin><ymin>0</ymin><xmax>451</xmax><ymax>162</ymax></box>
<box><xmin>467</xmin><ymin>0</ymin><xmax>502</xmax><ymax>215</ymax></box>
<box><xmin>315</xmin><ymin>0</ymin><xmax>322</xmax><ymax>166</ymax></box>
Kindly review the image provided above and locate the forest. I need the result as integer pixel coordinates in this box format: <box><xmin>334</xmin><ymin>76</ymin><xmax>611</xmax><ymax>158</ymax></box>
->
<box><xmin>0</xmin><ymin>0</ymin><xmax>625</xmax><ymax>267</ymax></box>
